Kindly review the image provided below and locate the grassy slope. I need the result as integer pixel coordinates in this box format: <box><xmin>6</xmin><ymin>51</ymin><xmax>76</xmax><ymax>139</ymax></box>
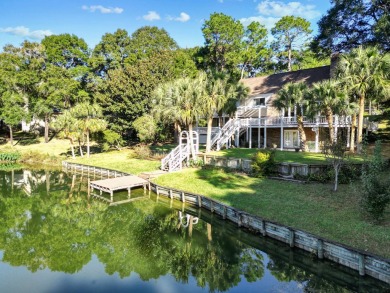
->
<box><xmin>70</xmin><ymin>149</ymin><xmax>161</xmax><ymax>175</ymax></box>
<box><xmin>207</xmin><ymin>148</ymin><xmax>364</xmax><ymax>164</ymax></box>
<box><xmin>154</xmin><ymin>167</ymin><xmax>390</xmax><ymax>258</ymax></box>
<box><xmin>0</xmin><ymin>138</ymin><xmax>71</xmax><ymax>157</ymax></box>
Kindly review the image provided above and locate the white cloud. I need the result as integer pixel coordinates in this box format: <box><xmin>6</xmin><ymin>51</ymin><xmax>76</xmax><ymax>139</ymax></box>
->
<box><xmin>256</xmin><ymin>0</ymin><xmax>321</xmax><ymax>19</ymax></box>
<box><xmin>240</xmin><ymin>16</ymin><xmax>279</xmax><ymax>31</ymax></box>
<box><xmin>82</xmin><ymin>5</ymin><xmax>123</xmax><ymax>14</ymax></box>
<box><xmin>0</xmin><ymin>26</ymin><xmax>53</xmax><ymax>40</ymax></box>
<box><xmin>240</xmin><ymin>1</ymin><xmax>321</xmax><ymax>34</ymax></box>
<box><xmin>143</xmin><ymin>11</ymin><xmax>161</xmax><ymax>21</ymax></box>
<box><xmin>167</xmin><ymin>12</ymin><xmax>190</xmax><ymax>22</ymax></box>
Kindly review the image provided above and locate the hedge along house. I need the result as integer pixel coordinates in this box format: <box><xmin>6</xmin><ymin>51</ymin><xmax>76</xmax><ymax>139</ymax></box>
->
<box><xmin>196</xmin><ymin>64</ymin><xmax>354</xmax><ymax>152</ymax></box>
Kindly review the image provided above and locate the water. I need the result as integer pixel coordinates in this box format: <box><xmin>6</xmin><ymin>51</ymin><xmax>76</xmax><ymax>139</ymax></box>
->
<box><xmin>0</xmin><ymin>169</ymin><xmax>388</xmax><ymax>293</ymax></box>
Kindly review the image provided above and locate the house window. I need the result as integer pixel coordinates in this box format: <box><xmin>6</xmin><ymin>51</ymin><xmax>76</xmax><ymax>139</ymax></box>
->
<box><xmin>284</xmin><ymin>130</ymin><xmax>299</xmax><ymax>148</ymax></box>
<box><xmin>254</xmin><ymin>97</ymin><xmax>266</xmax><ymax>106</ymax></box>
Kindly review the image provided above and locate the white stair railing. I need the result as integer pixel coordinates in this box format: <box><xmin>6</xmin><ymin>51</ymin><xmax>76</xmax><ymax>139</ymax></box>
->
<box><xmin>213</xmin><ymin>118</ymin><xmax>249</xmax><ymax>151</ymax></box>
<box><xmin>209</xmin><ymin>118</ymin><xmax>235</xmax><ymax>150</ymax></box>
<box><xmin>161</xmin><ymin>144</ymin><xmax>189</xmax><ymax>172</ymax></box>
<box><xmin>161</xmin><ymin>131</ymin><xmax>198</xmax><ymax>172</ymax></box>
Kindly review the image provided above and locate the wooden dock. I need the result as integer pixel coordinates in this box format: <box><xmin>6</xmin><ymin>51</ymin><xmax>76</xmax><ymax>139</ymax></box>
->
<box><xmin>90</xmin><ymin>175</ymin><xmax>149</xmax><ymax>203</ymax></box>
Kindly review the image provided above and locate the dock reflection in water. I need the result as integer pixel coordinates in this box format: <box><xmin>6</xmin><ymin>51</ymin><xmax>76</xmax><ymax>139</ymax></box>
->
<box><xmin>0</xmin><ymin>169</ymin><xmax>388</xmax><ymax>293</ymax></box>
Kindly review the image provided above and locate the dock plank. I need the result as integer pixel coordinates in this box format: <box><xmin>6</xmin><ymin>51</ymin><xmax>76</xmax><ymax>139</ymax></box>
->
<box><xmin>90</xmin><ymin>175</ymin><xmax>148</xmax><ymax>191</ymax></box>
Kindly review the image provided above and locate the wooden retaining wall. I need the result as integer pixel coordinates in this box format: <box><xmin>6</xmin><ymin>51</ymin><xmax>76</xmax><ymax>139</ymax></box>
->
<box><xmin>63</xmin><ymin>161</ymin><xmax>390</xmax><ymax>285</ymax></box>
<box><xmin>150</xmin><ymin>183</ymin><xmax>390</xmax><ymax>284</ymax></box>
<box><xmin>198</xmin><ymin>154</ymin><xmax>361</xmax><ymax>176</ymax></box>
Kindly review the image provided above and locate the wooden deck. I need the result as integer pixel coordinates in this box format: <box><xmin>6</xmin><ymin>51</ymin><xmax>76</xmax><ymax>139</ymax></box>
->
<box><xmin>90</xmin><ymin>175</ymin><xmax>149</xmax><ymax>203</ymax></box>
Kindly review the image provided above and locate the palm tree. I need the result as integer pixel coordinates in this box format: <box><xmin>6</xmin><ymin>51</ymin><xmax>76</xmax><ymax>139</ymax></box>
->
<box><xmin>306</xmin><ymin>80</ymin><xmax>349</xmax><ymax>142</ymax></box>
<box><xmin>152</xmin><ymin>81</ymin><xmax>182</xmax><ymax>143</ymax></box>
<box><xmin>51</xmin><ymin>110</ymin><xmax>79</xmax><ymax>158</ymax></box>
<box><xmin>200</xmin><ymin>74</ymin><xmax>227</xmax><ymax>153</ymax></box>
<box><xmin>273</xmin><ymin>82</ymin><xmax>308</xmax><ymax>151</ymax></box>
<box><xmin>152</xmin><ymin>76</ymin><xmax>204</xmax><ymax>159</ymax></box>
<box><xmin>178</xmin><ymin>77</ymin><xmax>205</xmax><ymax>159</ymax></box>
<box><xmin>337</xmin><ymin>46</ymin><xmax>390</xmax><ymax>152</ymax></box>
<box><xmin>71</xmin><ymin>103</ymin><xmax>107</xmax><ymax>158</ymax></box>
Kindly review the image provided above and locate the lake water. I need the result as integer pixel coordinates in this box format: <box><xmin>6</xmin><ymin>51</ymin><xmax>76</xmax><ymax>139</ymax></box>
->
<box><xmin>0</xmin><ymin>169</ymin><xmax>388</xmax><ymax>293</ymax></box>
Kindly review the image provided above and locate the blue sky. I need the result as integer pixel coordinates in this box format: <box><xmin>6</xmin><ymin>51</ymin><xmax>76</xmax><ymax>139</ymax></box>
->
<box><xmin>0</xmin><ymin>0</ymin><xmax>331</xmax><ymax>50</ymax></box>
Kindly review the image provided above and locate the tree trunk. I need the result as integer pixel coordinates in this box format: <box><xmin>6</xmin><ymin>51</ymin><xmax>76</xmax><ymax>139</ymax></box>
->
<box><xmin>78</xmin><ymin>139</ymin><xmax>84</xmax><ymax>157</ymax></box>
<box><xmin>369</xmin><ymin>100</ymin><xmax>372</xmax><ymax>115</ymax></box>
<box><xmin>8</xmin><ymin>125</ymin><xmax>13</xmax><ymax>145</ymax></box>
<box><xmin>287</xmin><ymin>44</ymin><xmax>292</xmax><ymax>72</ymax></box>
<box><xmin>326</xmin><ymin>107</ymin><xmax>334</xmax><ymax>142</ymax></box>
<box><xmin>240</xmin><ymin>62</ymin><xmax>247</xmax><ymax>79</ymax></box>
<box><xmin>350</xmin><ymin>114</ymin><xmax>357</xmax><ymax>153</ymax></box>
<box><xmin>69</xmin><ymin>139</ymin><xmax>75</xmax><ymax>159</ymax></box>
<box><xmin>86</xmin><ymin>130</ymin><xmax>90</xmax><ymax>158</ymax></box>
<box><xmin>45</xmin><ymin>170</ymin><xmax>51</xmax><ymax>196</ymax></box>
<box><xmin>188</xmin><ymin>123</ymin><xmax>196</xmax><ymax>160</ymax></box>
<box><xmin>206</xmin><ymin>116</ymin><xmax>213</xmax><ymax>153</ymax></box>
<box><xmin>334</xmin><ymin>165</ymin><xmax>339</xmax><ymax>192</ymax></box>
<box><xmin>68</xmin><ymin>174</ymin><xmax>76</xmax><ymax>203</ymax></box>
<box><xmin>297</xmin><ymin>116</ymin><xmax>307</xmax><ymax>152</ymax></box>
<box><xmin>357</xmin><ymin>95</ymin><xmax>365</xmax><ymax>153</ymax></box>
<box><xmin>44</xmin><ymin>114</ymin><xmax>49</xmax><ymax>143</ymax></box>
<box><xmin>174</xmin><ymin>121</ymin><xmax>179</xmax><ymax>144</ymax></box>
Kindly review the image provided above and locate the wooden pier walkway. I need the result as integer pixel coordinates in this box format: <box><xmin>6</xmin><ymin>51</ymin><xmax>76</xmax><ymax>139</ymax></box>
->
<box><xmin>90</xmin><ymin>175</ymin><xmax>149</xmax><ymax>203</ymax></box>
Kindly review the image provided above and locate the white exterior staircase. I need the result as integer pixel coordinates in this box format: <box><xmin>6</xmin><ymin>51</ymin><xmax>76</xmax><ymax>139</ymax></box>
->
<box><xmin>209</xmin><ymin>119</ymin><xmax>248</xmax><ymax>151</ymax></box>
<box><xmin>161</xmin><ymin>131</ymin><xmax>199</xmax><ymax>172</ymax></box>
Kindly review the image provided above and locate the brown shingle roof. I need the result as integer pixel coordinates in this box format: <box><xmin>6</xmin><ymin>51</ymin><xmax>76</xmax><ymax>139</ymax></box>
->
<box><xmin>241</xmin><ymin>66</ymin><xmax>330</xmax><ymax>96</ymax></box>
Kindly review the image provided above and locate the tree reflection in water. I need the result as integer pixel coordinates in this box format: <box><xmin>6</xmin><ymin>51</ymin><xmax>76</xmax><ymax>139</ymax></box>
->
<box><xmin>0</xmin><ymin>169</ymin><xmax>387</xmax><ymax>292</ymax></box>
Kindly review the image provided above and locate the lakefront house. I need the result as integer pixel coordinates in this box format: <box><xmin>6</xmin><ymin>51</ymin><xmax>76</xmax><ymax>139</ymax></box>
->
<box><xmin>196</xmin><ymin>63</ymin><xmax>355</xmax><ymax>152</ymax></box>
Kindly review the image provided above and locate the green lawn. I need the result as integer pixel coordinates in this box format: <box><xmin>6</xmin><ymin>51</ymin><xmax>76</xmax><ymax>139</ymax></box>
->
<box><xmin>154</xmin><ymin>167</ymin><xmax>390</xmax><ymax>258</ymax></box>
<box><xmin>0</xmin><ymin>138</ymin><xmax>71</xmax><ymax>157</ymax></box>
<box><xmin>70</xmin><ymin>149</ymin><xmax>161</xmax><ymax>175</ymax></box>
<box><xmin>207</xmin><ymin>148</ymin><xmax>364</xmax><ymax>164</ymax></box>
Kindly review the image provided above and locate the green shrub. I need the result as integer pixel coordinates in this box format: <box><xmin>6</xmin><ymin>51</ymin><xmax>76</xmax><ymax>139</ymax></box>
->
<box><xmin>360</xmin><ymin>141</ymin><xmax>390</xmax><ymax>222</ymax></box>
<box><xmin>133</xmin><ymin>115</ymin><xmax>157</xmax><ymax>143</ymax></box>
<box><xmin>189</xmin><ymin>158</ymin><xmax>204</xmax><ymax>168</ymax></box>
<box><xmin>0</xmin><ymin>151</ymin><xmax>21</xmax><ymax>162</ymax></box>
<box><xmin>101</xmin><ymin>129</ymin><xmax>123</xmax><ymax>151</ymax></box>
<box><xmin>129</xmin><ymin>145</ymin><xmax>152</xmax><ymax>160</ymax></box>
<box><xmin>337</xmin><ymin>163</ymin><xmax>362</xmax><ymax>184</ymax></box>
<box><xmin>251</xmin><ymin>149</ymin><xmax>276</xmax><ymax>177</ymax></box>
<box><xmin>308</xmin><ymin>169</ymin><xmax>332</xmax><ymax>183</ymax></box>
<box><xmin>307</xmin><ymin>164</ymin><xmax>362</xmax><ymax>184</ymax></box>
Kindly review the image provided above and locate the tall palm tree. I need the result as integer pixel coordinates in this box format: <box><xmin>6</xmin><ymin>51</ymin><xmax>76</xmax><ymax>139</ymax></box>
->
<box><xmin>306</xmin><ymin>80</ymin><xmax>349</xmax><ymax>142</ymax></box>
<box><xmin>337</xmin><ymin>46</ymin><xmax>390</xmax><ymax>152</ymax></box>
<box><xmin>178</xmin><ymin>77</ymin><xmax>205</xmax><ymax>159</ymax></box>
<box><xmin>152</xmin><ymin>76</ymin><xmax>204</xmax><ymax>159</ymax></box>
<box><xmin>152</xmin><ymin>82</ymin><xmax>183</xmax><ymax>143</ymax></box>
<box><xmin>273</xmin><ymin>82</ymin><xmax>308</xmax><ymax>151</ymax></box>
<box><xmin>71</xmin><ymin>103</ymin><xmax>107</xmax><ymax>158</ymax></box>
<box><xmin>200</xmin><ymin>74</ymin><xmax>227</xmax><ymax>153</ymax></box>
<box><xmin>51</xmin><ymin>110</ymin><xmax>78</xmax><ymax>158</ymax></box>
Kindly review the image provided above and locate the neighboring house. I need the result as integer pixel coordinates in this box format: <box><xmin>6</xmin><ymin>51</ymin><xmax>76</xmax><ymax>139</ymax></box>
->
<box><xmin>196</xmin><ymin>64</ymin><xmax>353</xmax><ymax>152</ymax></box>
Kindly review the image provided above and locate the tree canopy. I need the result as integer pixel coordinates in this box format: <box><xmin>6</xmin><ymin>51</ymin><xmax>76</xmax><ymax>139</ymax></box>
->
<box><xmin>129</xmin><ymin>26</ymin><xmax>179</xmax><ymax>61</ymax></box>
<box><xmin>312</xmin><ymin>0</ymin><xmax>390</xmax><ymax>56</ymax></box>
<box><xmin>202</xmin><ymin>13</ymin><xmax>244</xmax><ymax>73</ymax></box>
<box><xmin>271</xmin><ymin>16</ymin><xmax>312</xmax><ymax>72</ymax></box>
<box><xmin>41</xmin><ymin>33</ymin><xmax>90</xmax><ymax>68</ymax></box>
